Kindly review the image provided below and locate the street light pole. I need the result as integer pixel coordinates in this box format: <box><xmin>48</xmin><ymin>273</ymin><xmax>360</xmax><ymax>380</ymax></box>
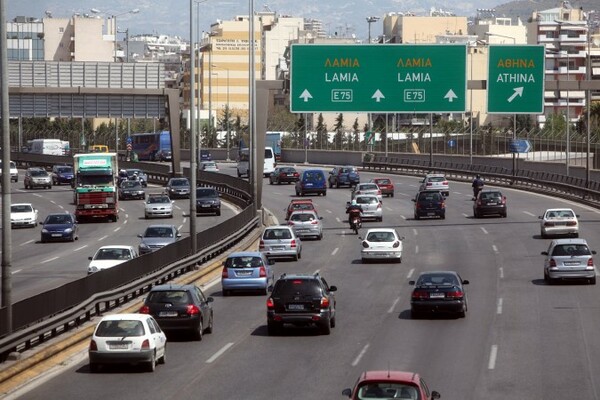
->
<box><xmin>212</xmin><ymin>64</ymin><xmax>231</xmax><ymax>160</ymax></box>
<box><xmin>90</xmin><ymin>8</ymin><xmax>139</xmax><ymax>62</ymax></box>
<box><xmin>189</xmin><ymin>0</ymin><xmax>198</xmax><ymax>254</ymax></box>
<box><xmin>366</xmin><ymin>16</ymin><xmax>379</xmax><ymax>152</ymax></box>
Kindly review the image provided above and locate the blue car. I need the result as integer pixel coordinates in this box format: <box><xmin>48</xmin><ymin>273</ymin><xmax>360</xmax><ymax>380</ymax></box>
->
<box><xmin>40</xmin><ymin>213</ymin><xmax>79</xmax><ymax>242</ymax></box>
<box><xmin>51</xmin><ymin>165</ymin><xmax>74</xmax><ymax>186</ymax></box>
<box><xmin>295</xmin><ymin>169</ymin><xmax>327</xmax><ymax>197</ymax></box>
<box><xmin>221</xmin><ymin>251</ymin><xmax>274</xmax><ymax>296</ymax></box>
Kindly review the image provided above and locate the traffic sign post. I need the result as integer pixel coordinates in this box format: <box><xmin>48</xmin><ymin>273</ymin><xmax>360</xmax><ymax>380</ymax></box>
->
<box><xmin>290</xmin><ymin>44</ymin><xmax>467</xmax><ymax>113</ymax></box>
<box><xmin>487</xmin><ymin>45</ymin><xmax>545</xmax><ymax>114</ymax></box>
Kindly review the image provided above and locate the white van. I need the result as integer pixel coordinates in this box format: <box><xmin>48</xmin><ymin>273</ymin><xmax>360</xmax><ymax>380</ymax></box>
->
<box><xmin>30</xmin><ymin>139</ymin><xmax>69</xmax><ymax>156</ymax></box>
<box><xmin>0</xmin><ymin>160</ymin><xmax>18</xmax><ymax>182</ymax></box>
<box><xmin>236</xmin><ymin>147</ymin><xmax>276</xmax><ymax>178</ymax></box>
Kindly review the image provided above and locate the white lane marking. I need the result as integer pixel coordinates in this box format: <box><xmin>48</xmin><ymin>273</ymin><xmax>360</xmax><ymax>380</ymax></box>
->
<box><xmin>351</xmin><ymin>343</ymin><xmax>370</xmax><ymax>367</ymax></box>
<box><xmin>453</xmin><ymin>191</ymin><xmax>461</xmax><ymax>195</ymax></box>
<box><xmin>183</xmin><ymin>217</ymin><xmax>187</xmax><ymax>224</ymax></box>
<box><xmin>499</xmin><ymin>267</ymin><xmax>504</xmax><ymax>279</ymax></box>
<box><xmin>98</xmin><ymin>235</ymin><xmax>107</xmax><ymax>241</ymax></box>
<box><xmin>41</xmin><ymin>256</ymin><xmax>59</xmax><ymax>264</ymax></box>
<box><xmin>174</xmin><ymin>205</ymin><xmax>181</xmax><ymax>210</ymax></box>
<box><xmin>412</xmin><ymin>229</ymin><xmax>418</xmax><ymax>236</ymax></box>
<box><xmin>386</xmin><ymin>207</ymin><xmax>393</xmax><ymax>212</ymax></box>
<box><xmin>122</xmin><ymin>219</ymin><xmax>127</xmax><ymax>225</ymax></box>
<box><xmin>273</xmin><ymin>192</ymin><xmax>282</xmax><ymax>195</ymax></box>
<box><xmin>336</xmin><ymin>217</ymin><xmax>341</xmax><ymax>223</ymax></box>
<box><xmin>178</xmin><ymin>224</ymin><xmax>184</xmax><ymax>231</ymax></box>
<box><xmin>488</xmin><ymin>345</ymin><xmax>498</xmax><ymax>369</ymax></box>
<box><xmin>12</xmin><ymin>269</ymin><xmax>21</xmax><ymax>275</ymax></box>
<box><xmin>415</xmin><ymin>245</ymin><xmax>419</xmax><ymax>254</ymax></box>
<box><xmin>33</xmin><ymin>194</ymin><xmax>43</xmax><ymax>198</ymax></box>
<box><xmin>206</xmin><ymin>342</ymin><xmax>234</xmax><ymax>363</ymax></box>
<box><xmin>332</xmin><ymin>247</ymin><xmax>339</xmax><ymax>256</ymax></box>
<box><xmin>407</xmin><ymin>268</ymin><xmax>415</xmax><ymax>279</ymax></box>
<box><xmin>462</xmin><ymin>213</ymin><xmax>468</xmax><ymax>217</ymax></box>
<box><xmin>497</xmin><ymin>298</ymin><xmax>503</xmax><ymax>315</ymax></box>
<box><xmin>399</xmin><ymin>192</ymin><xmax>411</xmax><ymax>197</ymax></box>
<box><xmin>523</xmin><ymin>211</ymin><xmax>536</xmax><ymax>217</ymax></box>
<box><xmin>492</xmin><ymin>245</ymin><xmax>499</xmax><ymax>254</ymax></box>
<box><xmin>20</xmin><ymin>240</ymin><xmax>35</xmax><ymax>246</ymax></box>
<box><xmin>74</xmin><ymin>245</ymin><xmax>88</xmax><ymax>252</ymax></box>
<box><xmin>113</xmin><ymin>227</ymin><xmax>121</xmax><ymax>232</ymax></box>
<box><xmin>388</xmin><ymin>297</ymin><xmax>400</xmax><ymax>314</ymax></box>
<box><xmin>313</xmin><ymin>269</ymin><xmax>320</xmax><ymax>275</ymax></box>
<box><xmin>58</xmin><ymin>205</ymin><xmax>65</xmax><ymax>210</ymax></box>
<box><xmin>400</xmin><ymin>215</ymin><xmax>406</xmax><ymax>220</ymax></box>
<box><xmin>480</xmin><ymin>227</ymin><xmax>489</xmax><ymax>235</ymax></box>
<box><xmin>326</xmin><ymin>209</ymin><xmax>332</xmax><ymax>213</ymax></box>
<box><xmin>50</xmin><ymin>200</ymin><xmax>57</xmax><ymax>204</ymax></box>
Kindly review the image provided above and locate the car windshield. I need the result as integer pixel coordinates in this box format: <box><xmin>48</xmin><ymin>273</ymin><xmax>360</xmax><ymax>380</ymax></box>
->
<box><xmin>304</xmin><ymin>172</ymin><xmax>323</xmax><ymax>181</ymax></box>
<box><xmin>291</xmin><ymin>213</ymin><xmax>316</xmax><ymax>222</ymax></box>
<box><xmin>417</xmin><ymin>273</ymin><xmax>459</xmax><ymax>286</ymax></box>
<box><xmin>170</xmin><ymin>179</ymin><xmax>189</xmax><ymax>187</ymax></box>
<box><xmin>264</xmin><ymin>229</ymin><xmax>292</xmax><ymax>240</ymax></box>
<box><xmin>121</xmin><ymin>181</ymin><xmax>141</xmax><ymax>189</ymax></box>
<box><xmin>197</xmin><ymin>189</ymin><xmax>218</xmax><ymax>197</ymax></box>
<box><xmin>481</xmin><ymin>192</ymin><xmax>502</xmax><ymax>201</ymax></box>
<box><xmin>146</xmin><ymin>290</ymin><xmax>190</xmax><ymax>305</ymax></box>
<box><xmin>225</xmin><ymin>256</ymin><xmax>264</xmax><ymax>269</ymax></box>
<box><xmin>366</xmin><ymin>231</ymin><xmax>396</xmax><ymax>242</ymax></box>
<box><xmin>272</xmin><ymin>279</ymin><xmax>321</xmax><ymax>296</ymax></box>
<box><xmin>95</xmin><ymin>248</ymin><xmax>132</xmax><ymax>260</ymax></box>
<box><xmin>148</xmin><ymin>196</ymin><xmax>169</xmax><ymax>204</ymax></box>
<box><xmin>359</xmin><ymin>184</ymin><xmax>378</xmax><ymax>191</ymax></box>
<box><xmin>95</xmin><ymin>320</ymin><xmax>145</xmax><ymax>337</ymax></box>
<box><xmin>127</xmin><ymin>170</ymin><xmax>143</xmax><ymax>177</ymax></box>
<box><xmin>357</xmin><ymin>196</ymin><xmax>378</xmax><ymax>205</ymax></box>
<box><xmin>376</xmin><ymin>179</ymin><xmax>390</xmax><ymax>184</ymax></box>
<box><xmin>552</xmin><ymin>244</ymin><xmax>591</xmax><ymax>256</ymax></box>
<box><xmin>356</xmin><ymin>383</ymin><xmax>420</xmax><ymax>400</ymax></box>
<box><xmin>291</xmin><ymin>203</ymin><xmax>313</xmax><ymax>211</ymax></box>
<box><xmin>30</xmin><ymin>170</ymin><xmax>47</xmax><ymax>177</ymax></box>
<box><xmin>45</xmin><ymin>214</ymin><xmax>71</xmax><ymax>224</ymax></box>
<box><xmin>144</xmin><ymin>227</ymin><xmax>174</xmax><ymax>238</ymax></box>
<box><xmin>56</xmin><ymin>167</ymin><xmax>73</xmax><ymax>173</ymax></box>
<box><xmin>546</xmin><ymin>210</ymin><xmax>575</xmax><ymax>219</ymax></box>
<box><xmin>11</xmin><ymin>205</ymin><xmax>33</xmax><ymax>213</ymax></box>
<box><xmin>428</xmin><ymin>176</ymin><xmax>445</xmax><ymax>182</ymax></box>
<box><xmin>418</xmin><ymin>192</ymin><xmax>442</xmax><ymax>202</ymax></box>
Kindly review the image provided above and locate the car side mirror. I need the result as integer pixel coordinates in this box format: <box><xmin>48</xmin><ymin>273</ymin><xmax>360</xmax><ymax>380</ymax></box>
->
<box><xmin>538</xmin><ymin>216</ymin><xmax>543</xmax><ymax>219</ymax></box>
<box><xmin>342</xmin><ymin>389</ymin><xmax>352</xmax><ymax>398</ymax></box>
<box><xmin>462</xmin><ymin>280</ymin><xmax>470</xmax><ymax>285</ymax></box>
<box><xmin>411</xmin><ymin>199</ymin><xmax>416</xmax><ymax>202</ymax></box>
<box><xmin>171</xmin><ymin>201</ymin><xmax>175</xmax><ymax>204</ymax></box>
<box><xmin>541</xmin><ymin>251</ymin><xmax>548</xmax><ymax>256</ymax></box>
<box><xmin>137</xmin><ymin>234</ymin><xmax>142</xmax><ymax>238</ymax></box>
<box><xmin>408</xmin><ymin>280</ymin><xmax>416</xmax><ymax>285</ymax></box>
<box><xmin>206</xmin><ymin>297</ymin><xmax>214</xmax><ymax>303</ymax></box>
<box><xmin>329</xmin><ymin>285</ymin><xmax>338</xmax><ymax>292</ymax></box>
<box><xmin>593</xmin><ymin>250</ymin><xmax>597</xmax><ymax>255</ymax></box>
<box><xmin>358</xmin><ymin>236</ymin><xmax>363</xmax><ymax>240</ymax></box>
<box><xmin>177</xmin><ymin>233</ymin><xmax>182</xmax><ymax>237</ymax></box>
<box><xmin>576</xmin><ymin>214</ymin><xmax>580</xmax><ymax>218</ymax></box>
<box><xmin>268</xmin><ymin>259</ymin><xmax>275</xmax><ymax>265</ymax></box>
<box><xmin>432</xmin><ymin>391</ymin><xmax>441</xmax><ymax>400</ymax></box>
<box><xmin>319</xmin><ymin>216</ymin><xmax>323</xmax><ymax>220</ymax></box>
<box><xmin>88</xmin><ymin>256</ymin><xmax>93</xmax><ymax>260</ymax></box>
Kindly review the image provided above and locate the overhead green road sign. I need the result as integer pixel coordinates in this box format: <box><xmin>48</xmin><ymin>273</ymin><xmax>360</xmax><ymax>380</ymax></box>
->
<box><xmin>290</xmin><ymin>44</ymin><xmax>467</xmax><ymax>113</ymax></box>
<box><xmin>487</xmin><ymin>45</ymin><xmax>545</xmax><ymax>114</ymax></box>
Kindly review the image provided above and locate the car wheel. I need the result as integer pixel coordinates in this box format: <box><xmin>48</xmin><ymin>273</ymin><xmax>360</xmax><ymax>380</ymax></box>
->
<box><xmin>205</xmin><ymin>314</ymin><xmax>214</xmax><ymax>334</ymax></box>
<box><xmin>322</xmin><ymin>191</ymin><xmax>327</xmax><ymax>197</ymax></box>
<box><xmin>411</xmin><ymin>310</ymin><xmax>421</xmax><ymax>319</ymax></box>
<box><xmin>193</xmin><ymin>320</ymin><xmax>203</xmax><ymax>341</ymax></box>
<box><xmin>330</xmin><ymin>315</ymin><xmax>336</xmax><ymax>328</ymax></box>
<box><xmin>222</xmin><ymin>289</ymin><xmax>230</xmax><ymax>297</ymax></box>
<box><xmin>440</xmin><ymin>214</ymin><xmax>446</xmax><ymax>220</ymax></box>
<box><xmin>269</xmin><ymin>179</ymin><xmax>273</xmax><ymax>185</ymax></box>
<box><xmin>295</xmin><ymin>191</ymin><xmax>300</xmax><ymax>196</ymax></box>
<box><xmin>474</xmin><ymin>211</ymin><xmax>478</xmax><ymax>218</ymax></box>
<box><xmin>89</xmin><ymin>363</ymin><xmax>99</xmax><ymax>373</ymax></box>
<box><xmin>319</xmin><ymin>319</ymin><xmax>331</xmax><ymax>335</ymax></box>
<box><xmin>293</xmin><ymin>253</ymin><xmax>299</xmax><ymax>261</ymax></box>
<box><xmin>158</xmin><ymin>345</ymin><xmax>166</xmax><ymax>364</ymax></box>
<box><xmin>336</xmin><ymin>182</ymin><xmax>340</xmax><ymax>188</ymax></box>
<box><xmin>298</xmin><ymin>251</ymin><xmax>302</xmax><ymax>260</ymax></box>
<box><xmin>377</xmin><ymin>217</ymin><xmax>383</xmax><ymax>222</ymax></box>
<box><xmin>145</xmin><ymin>352</ymin><xmax>156</xmax><ymax>372</ymax></box>
<box><xmin>267</xmin><ymin>321</ymin><xmax>281</xmax><ymax>336</ymax></box>
<box><xmin>541</xmin><ymin>231</ymin><xmax>546</xmax><ymax>239</ymax></box>
<box><xmin>318</xmin><ymin>233</ymin><xmax>323</xmax><ymax>240</ymax></box>
<box><xmin>329</xmin><ymin>181</ymin><xmax>333</xmax><ymax>188</ymax></box>
<box><xmin>502</xmin><ymin>211</ymin><xmax>507</xmax><ymax>218</ymax></box>
<box><xmin>573</xmin><ymin>232</ymin><xmax>579</xmax><ymax>238</ymax></box>
<box><xmin>391</xmin><ymin>193</ymin><xmax>395</xmax><ymax>197</ymax></box>
<box><xmin>590</xmin><ymin>277</ymin><xmax>596</xmax><ymax>285</ymax></box>
<box><xmin>216</xmin><ymin>210</ymin><xmax>221</xmax><ymax>216</ymax></box>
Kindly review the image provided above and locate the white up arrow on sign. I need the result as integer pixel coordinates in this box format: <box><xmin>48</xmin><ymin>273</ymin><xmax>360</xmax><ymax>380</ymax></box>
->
<box><xmin>507</xmin><ymin>87</ymin><xmax>523</xmax><ymax>103</ymax></box>
<box><xmin>444</xmin><ymin>89</ymin><xmax>458</xmax><ymax>102</ymax></box>
<box><xmin>299</xmin><ymin>89</ymin><xmax>313</xmax><ymax>102</ymax></box>
<box><xmin>371</xmin><ymin>89</ymin><xmax>385</xmax><ymax>103</ymax></box>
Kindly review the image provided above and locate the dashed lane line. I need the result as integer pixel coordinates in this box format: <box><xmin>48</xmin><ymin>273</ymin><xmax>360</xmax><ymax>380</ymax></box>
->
<box><xmin>351</xmin><ymin>343</ymin><xmax>370</xmax><ymax>367</ymax></box>
<box><xmin>206</xmin><ymin>342</ymin><xmax>234</xmax><ymax>364</ymax></box>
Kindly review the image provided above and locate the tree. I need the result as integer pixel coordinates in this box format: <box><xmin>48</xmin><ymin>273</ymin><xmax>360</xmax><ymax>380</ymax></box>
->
<box><xmin>332</xmin><ymin>113</ymin><xmax>345</xmax><ymax>150</ymax></box>
<box><xmin>267</xmin><ymin>105</ymin><xmax>297</xmax><ymax>132</ymax></box>
<box><xmin>352</xmin><ymin>118</ymin><xmax>360</xmax><ymax>149</ymax></box>
<box><xmin>315</xmin><ymin>113</ymin><xmax>328</xmax><ymax>149</ymax></box>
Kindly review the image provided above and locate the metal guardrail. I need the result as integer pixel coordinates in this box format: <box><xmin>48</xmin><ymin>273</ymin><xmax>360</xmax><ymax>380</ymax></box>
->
<box><xmin>363</xmin><ymin>154</ymin><xmax>600</xmax><ymax>207</ymax></box>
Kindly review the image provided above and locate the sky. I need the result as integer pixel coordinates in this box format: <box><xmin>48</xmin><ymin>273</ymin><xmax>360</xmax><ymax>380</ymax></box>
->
<box><xmin>5</xmin><ymin>0</ymin><xmax>492</xmax><ymax>42</ymax></box>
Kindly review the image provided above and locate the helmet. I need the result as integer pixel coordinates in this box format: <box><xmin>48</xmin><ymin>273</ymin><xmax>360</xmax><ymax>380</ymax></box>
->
<box><xmin>476</xmin><ymin>175</ymin><xmax>481</xmax><ymax>179</ymax></box>
<box><xmin>351</xmin><ymin>199</ymin><xmax>357</xmax><ymax>206</ymax></box>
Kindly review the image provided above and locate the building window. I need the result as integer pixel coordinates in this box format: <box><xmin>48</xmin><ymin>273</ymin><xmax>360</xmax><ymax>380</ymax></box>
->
<box><xmin>59</xmin><ymin>27</ymin><xmax>64</xmax><ymax>33</ymax></box>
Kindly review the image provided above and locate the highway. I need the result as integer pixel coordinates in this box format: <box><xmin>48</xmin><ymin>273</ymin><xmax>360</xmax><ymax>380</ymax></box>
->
<box><xmin>8</xmin><ymin>163</ymin><xmax>600</xmax><ymax>399</ymax></box>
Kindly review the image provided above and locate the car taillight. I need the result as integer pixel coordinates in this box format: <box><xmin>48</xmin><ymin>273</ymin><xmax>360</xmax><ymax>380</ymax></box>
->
<box><xmin>267</xmin><ymin>297</ymin><xmax>275</xmax><ymax>309</ymax></box>
<box><xmin>288</xmin><ymin>221</ymin><xmax>295</xmax><ymax>226</ymax></box>
<box><xmin>311</xmin><ymin>220</ymin><xmax>319</xmax><ymax>224</ymax></box>
<box><xmin>416</xmin><ymin>203</ymin><xmax>421</xmax><ymax>209</ymax></box>
<box><xmin>280</xmin><ymin>173</ymin><xmax>286</xmax><ymax>177</ymax></box>
<box><xmin>412</xmin><ymin>290</ymin><xmax>428</xmax><ymax>299</ymax></box>
<box><xmin>550</xmin><ymin>259</ymin><xmax>556</xmax><ymax>267</ymax></box>
<box><xmin>141</xmin><ymin>339</ymin><xmax>150</xmax><ymax>349</ymax></box>
<box><xmin>290</xmin><ymin>239</ymin><xmax>297</xmax><ymax>248</ymax></box>
<box><xmin>259</xmin><ymin>266</ymin><xmax>267</xmax><ymax>277</ymax></box>
<box><xmin>501</xmin><ymin>196</ymin><xmax>507</xmax><ymax>205</ymax></box>
<box><xmin>259</xmin><ymin>239</ymin><xmax>265</xmax><ymax>250</ymax></box>
<box><xmin>443</xmin><ymin>181</ymin><xmax>448</xmax><ymax>185</ymax></box>
<box><xmin>377</xmin><ymin>202</ymin><xmax>381</xmax><ymax>209</ymax></box>
<box><xmin>320</xmin><ymin>297</ymin><xmax>330</xmax><ymax>308</ymax></box>
<box><xmin>441</xmin><ymin>201</ymin><xmax>446</xmax><ymax>209</ymax></box>
<box><xmin>446</xmin><ymin>290</ymin><xmax>464</xmax><ymax>299</ymax></box>
<box><xmin>377</xmin><ymin>190</ymin><xmax>381</xmax><ymax>196</ymax></box>
<box><xmin>139</xmin><ymin>305</ymin><xmax>150</xmax><ymax>314</ymax></box>
<box><xmin>544</xmin><ymin>222</ymin><xmax>555</xmax><ymax>227</ymax></box>
<box><xmin>294</xmin><ymin>173</ymin><xmax>299</xmax><ymax>177</ymax></box>
<box><xmin>222</xmin><ymin>267</ymin><xmax>229</xmax><ymax>278</ymax></box>
<box><xmin>476</xmin><ymin>200</ymin><xmax>482</xmax><ymax>206</ymax></box>
<box><xmin>89</xmin><ymin>340</ymin><xmax>97</xmax><ymax>351</ymax></box>
<box><xmin>588</xmin><ymin>258</ymin><xmax>594</xmax><ymax>267</ymax></box>
<box><xmin>426</xmin><ymin>182</ymin><xmax>432</xmax><ymax>186</ymax></box>
<box><xmin>362</xmin><ymin>241</ymin><xmax>369</xmax><ymax>248</ymax></box>
<box><xmin>566</xmin><ymin>221</ymin><xmax>577</xmax><ymax>226</ymax></box>
<box><xmin>392</xmin><ymin>241</ymin><xmax>400</xmax><ymax>248</ymax></box>
<box><xmin>187</xmin><ymin>304</ymin><xmax>200</xmax><ymax>315</ymax></box>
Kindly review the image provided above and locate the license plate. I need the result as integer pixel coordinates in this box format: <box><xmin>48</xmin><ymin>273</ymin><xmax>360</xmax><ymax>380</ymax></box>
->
<box><xmin>305</xmin><ymin>183</ymin><xmax>313</xmax><ymax>187</ymax></box>
<box><xmin>159</xmin><ymin>311</ymin><xmax>178</xmax><ymax>317</ymax></box>
<box><xmin>236</xmin><ymin>271</ymin><xmax>252</xmax><ymax>276</ymax></box>
<box><xmin>288</xmin><ymin>304</ymin><xmax>304</xmax><ymax>310</ymax></box>
<box><xmin>487</xmin><ymin>202</ymin><xmax>497</xmax><ymax>205</ymax></box>
<box><xmin>51</xmin><ymin>234</ymin><xmax>62</xmax><ymax>237</ymax></box>
<box><xmin>427</xmin><ymin>212</ymin><xmax>435</xmax><ymax>216</ymax></box>
<box><xmin>287</xmin><ymin>174</ymin><xmax>293</xmax><ymax>176</ymax></box>
<box><xmin>430</xmin><ymin>292</ymin><xmax>445</xmax><ymax>298</ymax></box>
<box><xmin>563</xmin><ymin>261</ymin><xmax>580</xmax><ymax>266</ymax></box>
<box><xmin>201</xmin><ymin>205</ymin><xmax>211</xmax><ymax>208</ymax></box>
<box><xmin>271</xmin><ymin>246</ymin><xmax>284</xmax><ymax>250</ymax></box>
<box><xmin>109</xmin><ymin>343</ymin><xmax>129</xmax><ymax>350</ymax></box>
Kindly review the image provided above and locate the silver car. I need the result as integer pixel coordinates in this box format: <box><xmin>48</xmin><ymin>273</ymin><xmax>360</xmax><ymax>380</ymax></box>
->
<box><xmin>144</xmin><ymin>194</ymin><xmax>174</xmax><ymax>219</ymax></box>
<box><xmin>542</xmin><ymin>238</ymin><xmax>597</xmax><ymax>284</ymax></box>
<box><xmin>221</xmin><ymin>251</ymin><xmax>275</xmax><ymax>296</ymax></box>
<box><xmin>351</xmin><ymin>183</ymin><xmax>382</xmax><ymax>201</ymax></box>
<box><xmin>259</xmin><ymin>226</ymin><xmax>302</xmax><ymax>261</ymax></box>
<box><xmin>539</xmin><ymin>208</ymin><xmax>579</xmax><ymax>238</ymax></box>
<box><xmin>287</xmin><ymin>210</ymin><xmax>323</xmax><ymax>240</ymax></box>
<box><xmin>138</xmin><ymin>224</ymin><xmax>181</xmax><ymax>255</ymax></box>
<box><xmin>419</xmin><ymin>174</ymin><xmax>450</xmax><ymax>197</ymax></box>
<box><xmin>354</xmin><ymin>194</ymin><xmax>383</xmax><ymax>222</ymax></box>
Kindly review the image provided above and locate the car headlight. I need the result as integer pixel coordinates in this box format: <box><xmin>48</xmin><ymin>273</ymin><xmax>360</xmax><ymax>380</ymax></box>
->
<box><xmin>64</xmin><ymin>228</ymin><xmax>73</xmax><ymax>234</ymax></box>
<box><xmin>88</xmin><ymin>266</ymin><xmax>98</xmax><ymax>273</ymax></box>
<box><xmin>41</xmin><ymin>229</ymin><xmax>49</xmax><ymax>233</ymax></box>
<box><xmin>139</xmin><ymin>243</ymin><xmax>149</xmax><ymax>249</ymax></box>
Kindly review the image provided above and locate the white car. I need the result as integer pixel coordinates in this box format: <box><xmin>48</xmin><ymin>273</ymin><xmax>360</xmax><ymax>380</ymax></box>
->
<box><xmin>10</xmin><ymin>203</ymin><xmax>38</xmax><ymax>228</ymax></box>
<box><xmin>419</xmin><ymin>174</ymin><xmax>450</xmax><ymax>197</ymax></box>
<box><xmin>88</xmin><ymin>313</ymin><xmax>167</xmax><ymax>373</ymax></box>
<box><xmin>0</xmin><ymin>160</ymin><xmax>18</xmax><ymax>182</ymax></box>
<box><xmin>200</xmin><ymin>161</ymin><xmax>219</xmax><ymax>172</ymax></box>
<box><xmin>360</xmin><ymin>228</ymin><xmax>404</xmax><ymax>263</ymax></box>
<box><xmin>144</xmin><ymin>194</ymin><xmax>174</xmax><ymax>219</ymax></box>
<box><xmin>351</xmin><ymin>183</ymin><xmax>383</xmax><ymax>201</ymax></box>
<box><xmin>539</xmin><ymin>208</ymin><xmax>579</xmax><ymax>238</ymax></box>
<box><xmin>88</xmin><ymin>245</ymin><xmax>139</xmax><ymax>274</ymax></box>
<box><xmin>354</xmin><ymin>194</ymin><xmax>383</xmax><ymax>222</ymax></box>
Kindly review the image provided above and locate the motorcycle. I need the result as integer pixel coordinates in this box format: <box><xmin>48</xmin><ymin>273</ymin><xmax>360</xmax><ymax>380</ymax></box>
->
<box><xmin>349</xmin><ymin>214</ymin><xmax>362</xmax><ymax>235</ymax></box>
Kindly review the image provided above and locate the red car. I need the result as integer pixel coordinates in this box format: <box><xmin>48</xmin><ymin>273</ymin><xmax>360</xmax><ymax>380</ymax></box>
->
<box><xmin>285</xmin><ymin>199</ymin><xmax>317</xmax><ymax>220</ymax></box>
<box><xmin>342</xmin><ymin>370</ymin><xmax>440</xmax><ymax>400</ymax></box>
<box><xmin>371</xmin><ymin>177</ymin><xmax>394</xmax><ymax>197</ymax></box>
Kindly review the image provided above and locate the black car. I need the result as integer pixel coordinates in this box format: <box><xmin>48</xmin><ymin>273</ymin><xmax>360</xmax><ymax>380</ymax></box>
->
<box><xmin>409</xmin><ymin>271</ymin><xmax>469</xmax><ymax>319</ymax></box>
<box><xmin>269</xmin><ymin>167</ymin><xmax>299</xmax><ymax>185</ymax></box>
<box><xmin>51</xmin><ymin>165</ymin><xmax>74</xmax><ymax>186</ymax></box>
<box><xmin>139</xmin><ymin>284</ymin><xmax>214</xmax><ymax>340</ymax></box>
<box><xmin>156</xmin><ymin>149</ymin><xmax>172</xmax><ymax>162</ymax></box>
<box><xmin>165</xmin><ymin>177</ymin><xmax>191</xmax><ymax>199</ymax></box>
<box><xmin>40</xmin><ymin>213</ymin><xmax>79</xmax><ymax>242</ymax></box>
<box><xmin>328</xmin><ymin>166</ymin><xmax>360</xmax><ymax>188</ymax></box>
<box><xmin>412</xmin><ymin>190</ymin><xmax>445</xmax><ymax>220</ymax></box>
<box><xmin>267</xmin><ymin>272</ymin><xmax>337</xmax><ymax>335</ymax></box>
<box><xmin>473</xmin><ymin>190</ymin><xmax>507</xmax><ymax>218</ymax></box>
<box><xmin>119</xmin><ymin>180</ymin><xmax>146</xmax><ymax>200</ymax></box>
<box><xmin>196</xmin><ymin>187</ymin><xmax>221</xmax><ymax>216</ymax></box>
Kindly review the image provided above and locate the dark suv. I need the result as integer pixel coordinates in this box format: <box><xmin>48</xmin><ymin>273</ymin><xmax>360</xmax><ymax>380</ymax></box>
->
<box><xmin>328</xmin><ymin>166</ymin><xmax>360</xmax><ymax>188</ymax></box>
<box><xmin>412</xmin><ymin>190</ymin><xmax>446</xmax><ymax>220</ymax></box>
<box><xmin>139</xmin><ymin>284</ymin><xmax>214</xmax><ymax>340</ymax></box>
<box><xmin>267</xmin><ymin>273</ymin><xmax>337</xmax><ymax>335</ymax></box>
<box><xmin>196</xmin><ymin>187</ymin><xmax>221</xmax><ymax>216</ymax></box>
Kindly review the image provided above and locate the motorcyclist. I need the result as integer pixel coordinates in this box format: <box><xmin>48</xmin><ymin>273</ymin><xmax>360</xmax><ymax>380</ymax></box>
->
<box><xmin>118</xmin><ymin>169</ymin><xmax>128</xmax><ymax>186</ymax></box>
<box><xmin>472</xmin><ymin>174</ymin><xmax>484</xmax><ymax>199</ymax></box>
<box><xmin>346</xmin><ymin>199</ymin><xmax>363</xmax><ymax>232</ymax></box>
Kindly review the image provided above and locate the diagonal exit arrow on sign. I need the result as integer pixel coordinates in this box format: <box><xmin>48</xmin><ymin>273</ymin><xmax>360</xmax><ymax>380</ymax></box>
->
<box><xmin>507</xmin><ymin>87</ymin><xmax>524</xmax><ymax>103</ymax></box>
